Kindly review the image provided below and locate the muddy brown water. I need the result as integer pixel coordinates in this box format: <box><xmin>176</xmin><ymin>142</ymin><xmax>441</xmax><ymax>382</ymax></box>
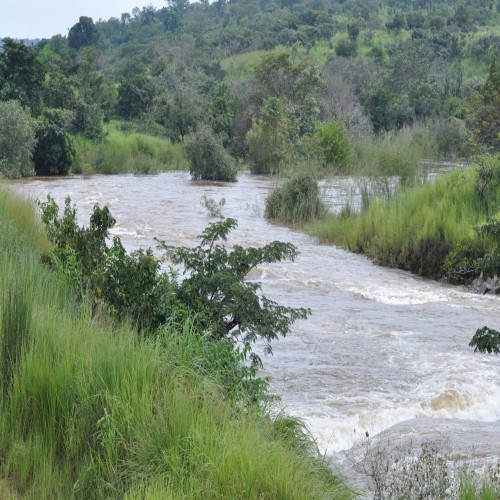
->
<box><xmin>9</xmin><ymin>172</ymin><xmax>500</xmax><ymax>484</ymax></box>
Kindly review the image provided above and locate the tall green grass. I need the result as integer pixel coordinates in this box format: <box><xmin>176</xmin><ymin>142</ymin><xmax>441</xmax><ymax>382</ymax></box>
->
<box><xmin>72</xmin><ymin>127</ymin><xmax>187</xmax><ymax>175</ymax></box>
<box><xmin>307</xmin><ymin>160</ymin><xmax>499</xmax><ymax>279</ymax></box>
<box><xmin>0</xmin><ymin>188</ymin><xmax>351</xmax><ymax>498</ymax></box>
<box><xmin>351</xmin><ymin>124</ymin><xmax>438</xmax><ymax>181</ymax></box>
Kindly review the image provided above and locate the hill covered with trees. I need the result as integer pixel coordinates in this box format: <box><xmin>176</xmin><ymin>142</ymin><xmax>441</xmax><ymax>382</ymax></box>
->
<box><xmin>0</xmin><ymin>0</ymin><xmax>499</xmax><ymax>179</ymax></box>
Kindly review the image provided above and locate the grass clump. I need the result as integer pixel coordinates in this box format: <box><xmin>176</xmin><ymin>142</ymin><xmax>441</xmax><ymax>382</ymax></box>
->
<box><xmin>72</xmin><ymin>125</ymin><xmax>187</xmax><ymax>175</ymax></box>
<box><xmin>307</xmin><ymin>155</ymin><xmax>500</xmax><ymax>281</ymax></box>
<box><xmin>0</xmin><ymin>187</ymin><xmax>351</xmax><ymax>498</ymax></box>
<box><xmin>265</xmin><ymin>174</ymin><xmax>325</xmax><ymax>224</ymax></box>
<box><xmin>351</xmin><ymin>124</ymin><xmax>437</xmax><ymax>182</ymax></box>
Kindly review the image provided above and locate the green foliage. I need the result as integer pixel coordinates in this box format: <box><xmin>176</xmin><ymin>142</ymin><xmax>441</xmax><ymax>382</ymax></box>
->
<box><xmin>474</xmin><ymin>154</ymin><xmax>500</xmax><ymax>209</ymax></box>
<box><xmin>33</xmin><ymin>110</ymin><xmax>76</xmax><ymax>175</ymax></box>
<box><xmin>208</xmin><ymin>82</ymin><xmax>235</xmax><ymax>147</ymax></box>
<box><xmin>72</xmin><ymin>126</ymin><xmax>187</xmax><ymax>174</ymax></box>
<box><xmin>39</xmin><ymin>196</ymin><xmax>115</xmax><ymax>299</ymax></box>
<box><xmin>0</xmin><ymin>188</ymin><xmax>350</xmax><ymax>498</ymax></box>
<box><xmin>335</xmin><ymin>38</ymin><xmax>358</xmax><ymax>57</ymax></box>
<box><xmin>265</xmin><ymin>174</ymin><xmax>325</xmax><ymax>224</ymax></box>
<box><xmin>160</xmin><ymin>218</ymin><xmax>310</xmax><ymax>366</ymax></box>
<box><xmin>185</xmin><ymin>125</ymin><xmax>237</xmax><ymax>181</ymax></box>
<box><xmin>0</xmin><ymin>38</ymin><xmax>45</xmax><ymax>114</ymax></box>
<box><xmin>246</xmin><ymin>97</ymin><xmax>290</xmax><ymax>174</ymax></box>
<box><xmin>116</xmin><ymin>75</ymin><xmax>155</xmax><ymax>120</ymax></box>
<box><xmin>469</xmin><ymin>58</ymin><xmax>500</xmax><ymax>151</ymax></box>
<box><xmin>307</xmin><ymin>161</ymin><xmax>499</xmax><ymax>280</ymax></box>
<box><xmin>0</xmin><ymin>100</ymin><xmax>37</xmax><ymax>178</ymax></box>
<box><xmin>38</xmin><ymin>196</ymin><xmax>176</xmax><ymax>331</ymax></box>
<box><xmin>470</xmin><ymin>326</ymin><xmax>500</xmax><ymax>354</ymax></box>
<box><xmin>313</xmin><ymin>120</ymin><xmax>351</xmax><ymax>172</ymax></box>
<box><xmin>68</xmin><ymin>16</ymin><xmax>100</xmax><ymax>50</ymax></box>
<box><xmin>433</xmin><ymin>118</ymin><xmax>474</xmax><ymax>159</ymax></box>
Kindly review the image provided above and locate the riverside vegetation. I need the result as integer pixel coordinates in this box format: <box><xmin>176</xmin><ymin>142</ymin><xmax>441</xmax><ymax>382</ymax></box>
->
<box><xmin>1</xmin><ymin>1</ymin><xmax>500</xmax><ymax>182</ymax></box>
<box><xmin>0</xmin><ymin>187</ymin><xmax>352</xmax><ymax>498</ymax></box>
<box><xmin>2</xmin><ymin>0</ymin><xmax>500</xmax><ymax>496</ymax></box>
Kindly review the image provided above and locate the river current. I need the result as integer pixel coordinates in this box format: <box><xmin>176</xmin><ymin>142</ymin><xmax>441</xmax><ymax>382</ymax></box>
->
<box><xmin>9</xmin><ymin>172</ymin><xmax>500</xmax><ymax>480</ymax></box>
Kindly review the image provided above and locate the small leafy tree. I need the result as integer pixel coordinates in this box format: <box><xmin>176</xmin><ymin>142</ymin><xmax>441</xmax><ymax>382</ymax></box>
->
<box><xmin>470</xmin><ymin>327</ymin><xmax>500</xmax><ymax>354</ymax></box>
<box><xmin>185</xmin><ymin>125</ymin><xmax>237</xmax><ymax>181</ymax></box>
<box><xmin>246</xmin><ymin>97</ymin><xmax>290</xmax><ymax>174</ymax></box>
<box><xmin>38</xmin><ymin>196</ymin><xmax>176</xmax><ymax>331</ymax></box>
<box><xmin>312</xmin><ymin>120</ymin><xmax>351</xmax><ymax>172</ymax></box>
<box><xmin>469</xmin><ymin>58</ymin><xmax>500</xmax><ymax>151</ymax></box>
<box><xmin>159</xmin><ymin>218</ymin><xmax>310</xmax><ymax>366</ymax></box>
<box><xmin>0</xmin><ymin>38</ymin><xmax>45</xmax><ymax>114</ymax></box>
<box><xmin>68</xmin><ymin>16</ymin><xmax>100</xmax><ymax>50</ymax></box>
<box><xmin>34</xmin><ymin>110</ymin><xmax>76</xmax><ymax>175</ymax></box>
<box><xmin>0</xmin><ymin>100</ymin><xmax>37</xmax><ymax>178</ymax></box>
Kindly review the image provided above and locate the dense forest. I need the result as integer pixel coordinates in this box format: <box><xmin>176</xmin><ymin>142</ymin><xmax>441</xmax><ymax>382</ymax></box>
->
<box><xmin>0</xmin><ymin>0</ymin><xmax>499</xmax><ymax>180</ymax></box>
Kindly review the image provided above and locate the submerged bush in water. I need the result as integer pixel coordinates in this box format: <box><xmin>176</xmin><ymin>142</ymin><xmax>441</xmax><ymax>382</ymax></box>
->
<box><xmin>265</xmin><ymin>174</ymin><xmax>325</xmax><ymax>224</ymax></box>
<box><xmin>185</xmin><ymin>125</ymin><xmax>237</xmax><ymax>182</ymax></box>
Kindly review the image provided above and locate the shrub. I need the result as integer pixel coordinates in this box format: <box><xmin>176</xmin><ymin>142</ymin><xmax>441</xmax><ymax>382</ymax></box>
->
<box><xmin>33</xmin><ymin>110</ymin><xmax>76</xmax><ymax>175</ymax></box>
<box><xmin>335</xmin><ymin>38</ymin><xmax>358</xmax><ymax>57</ymax></box>
<box><xmin>185</xmin><ymin>125</ymin><xmax>237</xmax><ymax>181</ymax></box>
<box><xmin>38</xmin><ymin>196</ymin><xmax>177</xmax><ymax>331</ymax></box>
<box><xmin>433</xmin><ymin>118</ymin><xmax>473</xmax><ymax>159</ymax></box>
<box><xmin>0</xmin><ymin>100</ymin><xmax>36</xmax><ymax>178</ymax></box>
<box><xmin>245</xmin><ymin>97</ymin><xmax>290</xmax><ymax>175</ymax></box>
<box><xmin>312</xmin><ymin>120</ymin><xmax>351</xmax><ymax>172</ymax></box>
<box><xmin>265</xmin><ymin>174</ymin><xmax>325</xmax><ymax>224</ymax></box>
<box><xmin>160</xmin><ymin>218</ymin><xmax>310</xmax><ymax>367</ymax></box>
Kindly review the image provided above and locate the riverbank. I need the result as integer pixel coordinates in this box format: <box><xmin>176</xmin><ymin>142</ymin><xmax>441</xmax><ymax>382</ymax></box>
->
<box><xmin>306</xmin><ymin>155</ymin><xmax>500</xmax><ymax>285</ymax></box>
<box><xmin>0</xmin><ymin>186</ymin><xmax>351</xmax><ymax>498</ymax></box>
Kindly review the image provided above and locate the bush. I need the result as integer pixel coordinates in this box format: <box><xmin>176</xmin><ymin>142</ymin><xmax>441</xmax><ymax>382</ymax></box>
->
<box><xmin>185</xmin><ymin>125</ymin><xmax>237</xmax><ymax>181</ymax></box>
<box><xmin>312</xmin><ymin>120</ymin><xmax>351</xmax><ymax>172</ymax></box>
<box><xmin>265</xmin><ymin>174</ymin><xmax>325</xmax><ymax>224</ymax></box>
<box><xmin>160</xmin><ymin>218</ymin><xmax>310</xmax><ymax>367</ymax></box>
<box><xmin>433</xmin><ymin>118</ymin><xmax>473</xmax><ymax>159</ymax></box>
<box><xmin>335</xmin><ymin>38</ymin><xmax>358</xmax><ymax>57</ymax></box>
<box><xmin>33</xmin><ymin>111</ymin><xmax>76</xmax><ymax>175</ymax></box>
<box><xmin>0</xmin><ymin>100</ymin><xmax>36</xmax><ymax>178</ymax></box>
<box><xmin>245</xmin><ymin>97</ymin><xmax>290</xmax><ymax>175</ymax></box>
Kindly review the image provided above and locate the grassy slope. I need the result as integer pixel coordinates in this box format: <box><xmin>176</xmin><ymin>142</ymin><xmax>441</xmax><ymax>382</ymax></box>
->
<box><xmin>306</xmin><ymin>163</ymin><xmax>499</xmax><ymax>279</ymax></box>
<box><xmin>0</xmin><ymin>187</ymin><xmax>351</xmax><ymax>498</ymax></box>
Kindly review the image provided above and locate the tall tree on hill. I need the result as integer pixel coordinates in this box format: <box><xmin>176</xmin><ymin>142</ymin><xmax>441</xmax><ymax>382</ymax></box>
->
<box><xmin>469</xmin><ymin>57</ymin><xmax>500</xmax><ymax>151</ymax></box>
<box><xmin>0</xmin><ymin>38</ymin><xmax>45</xmax><ymax>115</ymax></box>
<box><xmin>68</xmin><ymin>17</ymin><xmax>100</xmax><ymax>50</ymax></box>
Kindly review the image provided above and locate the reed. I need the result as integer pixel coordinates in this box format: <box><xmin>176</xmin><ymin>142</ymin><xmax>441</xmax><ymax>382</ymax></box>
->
<box><xmin>307</xmin><ymin>160</ymin><xmax>499</xmax><ymax>280</ymax></box>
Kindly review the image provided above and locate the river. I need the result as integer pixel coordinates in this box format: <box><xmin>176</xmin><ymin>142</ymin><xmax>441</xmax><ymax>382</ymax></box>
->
<box><xmin>9</xmin><ymin>171</ymin><xmax>500</xmax><ymax>490</ymax></box>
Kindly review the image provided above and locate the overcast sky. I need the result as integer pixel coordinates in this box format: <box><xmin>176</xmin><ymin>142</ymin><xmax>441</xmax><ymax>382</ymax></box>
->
<box><xmin>1</xmin><ymin>1</ymin><xmax>168</xmax><ymax>40</ymax></box>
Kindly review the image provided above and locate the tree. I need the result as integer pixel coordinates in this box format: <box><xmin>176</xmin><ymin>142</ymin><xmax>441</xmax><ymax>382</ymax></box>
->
<box><xmin>469</xmin><ymin>58</ymin><xmax>500</xmax><ymax>151</ymax></box>
<box><xmin>33</xmin><ymin>109</ymin><xmax>75</xmax><ymax>176</ymax></box>
<box><xmin>116</xmin><ymin>75</ymin><xmax>155</xmax><ymax>119</ymax></box>
<box><xmin>185</xmin><ymin>125</ymin><xmax>237</xmax><ymax>182</ymax></box>
<box><xmin>246</xmin><ymin>97</ymin><xmax>290</xmax><ymax>174</ymax></box>
<box><xmin>160</xmin><ymin>218</ymin><xmax>310</xmax><ymax>365</ymax></box>
<box><xmin>68</xmin><ymin>17</ymin><xmax>100</xmax><ymax>50</ymax></box>
<box><xmin>0</xmin><ymin>38</ymin><xmax>45</xmax><ymax>114</ymax></box>
<box><xmin>208</xmin><ymin>82</ymin><xmax>235</xmax><ymax>147</ymax></box>
<box><xmin>0</xmin><ymin>100</ymin><xmax>37</xmax><ymax>178</ymax></box>
<box><xmin>470</xmin><ymin>327</ymin><xmax>500</xmax><ymax>354</ymax></box>
<box><xmin>313</xmin><ymin>120</ymin><xmax>351</xmax><ymax>171</ymax></box>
